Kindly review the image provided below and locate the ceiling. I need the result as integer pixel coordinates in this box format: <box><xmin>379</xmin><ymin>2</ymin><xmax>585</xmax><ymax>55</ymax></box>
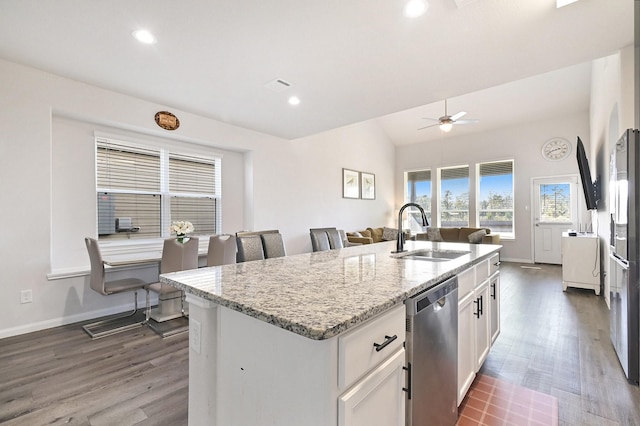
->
<box><xmin>0</xmin><ymin>0</ymin><xmax>633</xmax><ymax>144</ymax></box>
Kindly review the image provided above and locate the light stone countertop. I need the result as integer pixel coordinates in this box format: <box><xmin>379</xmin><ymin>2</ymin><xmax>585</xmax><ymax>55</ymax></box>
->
<box><xmin>160</xmin><ymin>240</ymin><xmax>501</xmax><ymax>340</ymax></box>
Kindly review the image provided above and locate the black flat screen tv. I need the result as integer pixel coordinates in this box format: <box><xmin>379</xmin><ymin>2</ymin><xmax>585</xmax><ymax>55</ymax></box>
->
<box><xmin>576</xmin><ymin>136</ymin><xmax>599</xmax><ymax>210</ymax></box>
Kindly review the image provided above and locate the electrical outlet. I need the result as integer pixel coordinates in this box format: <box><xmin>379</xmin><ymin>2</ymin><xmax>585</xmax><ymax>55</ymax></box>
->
<box><xmin>20</xmin><ymin>289</ymin><xmax>33</xmax><ymax>304</ymax></box>
<box><xmin>190</xmin><ymin>318</ymin><xmax>201</xmax><ymax>354</ymax></box>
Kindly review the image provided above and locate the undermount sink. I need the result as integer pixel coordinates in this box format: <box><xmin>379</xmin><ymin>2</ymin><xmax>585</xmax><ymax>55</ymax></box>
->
<box><xmin>398</xmin><ymin>249</ymin><xmax>470</xmax><ymax>262</ymax></box>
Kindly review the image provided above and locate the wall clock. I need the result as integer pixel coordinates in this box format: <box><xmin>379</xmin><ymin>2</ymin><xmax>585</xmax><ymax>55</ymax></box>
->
<box><xmin>541</xmin><ymin>137</ymin><xmax>571</xmax><ymax>161</ymax></box>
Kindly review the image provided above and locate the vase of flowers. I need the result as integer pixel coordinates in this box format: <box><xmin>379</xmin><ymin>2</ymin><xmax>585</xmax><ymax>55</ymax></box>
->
<box><xmin>170</xmin><ymin>220</ymin><xmax>194</xmax><ymax>243</ymax></box>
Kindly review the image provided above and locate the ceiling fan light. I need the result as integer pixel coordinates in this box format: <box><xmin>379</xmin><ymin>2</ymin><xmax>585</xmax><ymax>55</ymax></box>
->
<box><xmin>440</xmin><ymin>122</ymin><xmax>453</xmax><ymax>132</ymax></box>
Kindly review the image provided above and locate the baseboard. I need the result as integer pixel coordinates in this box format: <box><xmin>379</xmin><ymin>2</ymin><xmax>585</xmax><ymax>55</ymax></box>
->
<box><xmin>499</xmin><ymin>257</ymin><xmax>533</xmax><ymax>264</ymax></box>
<box><xmin>0</xmin><ymin>298</ymin><xmax>157</xmax><ymax>340</ymax></box>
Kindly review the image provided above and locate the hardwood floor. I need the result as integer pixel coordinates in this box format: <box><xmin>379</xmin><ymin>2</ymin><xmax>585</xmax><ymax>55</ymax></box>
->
<box><xmin>0</xmin><ymin>317</ymin><xmax>189</xmax><ymax>425</ymax></box>
<box><xmin>483</xmin><ymin>262</ymin><xmax>640</xmax><ymax>426</ymax></box>
<box><xmin>0</xmin><ymin>262</ymin><xmax>639</xmax><ymax>425</ymax></box>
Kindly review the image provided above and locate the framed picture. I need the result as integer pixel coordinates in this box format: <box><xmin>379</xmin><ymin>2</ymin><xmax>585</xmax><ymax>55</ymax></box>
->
<box><xmin>343</xmin><ymin>168</ymin><xmax>360</xmax><ymax>199</ymax></box>
<box><xmin>361</xmin><ymin>172</ymin><xmax>375</xmax><ymax>200</ymax></box>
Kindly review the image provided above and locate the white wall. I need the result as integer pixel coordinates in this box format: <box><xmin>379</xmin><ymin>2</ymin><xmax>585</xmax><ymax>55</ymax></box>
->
<box><xmin>395</xmin><ymin>112</ymin><xmax>590</xmax><ymax>263</ymax></box>
<box><xmin>0</xmin><ymin>58</ymin><xmax>395</xmax><ymax>338</ymax></box>
<box><xmin>589</xmin><ymin>46</ymin><xmax>636</xmax><ymax>307</ymax></box>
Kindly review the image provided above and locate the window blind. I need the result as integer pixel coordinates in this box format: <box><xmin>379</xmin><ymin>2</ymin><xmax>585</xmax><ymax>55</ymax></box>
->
<box><xmin>95</xmin><ymin>137</ymin><xmax>221</xmax><ymax>240</ymax></box>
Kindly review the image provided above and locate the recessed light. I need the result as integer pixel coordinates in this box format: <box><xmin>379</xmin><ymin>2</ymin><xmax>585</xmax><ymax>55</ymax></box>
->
<box><xmin>132</xmin><ymin>29</ymin><xmax>157</xmax><ymax>44</ymax></box>
<box><xmin>288</xmin><ymin>96</ymin><xmax>300</xmax><ymax>106</ymax></box>
<box><xmin>404</xmin><ymin>0</ymin><xmax>428</xmax><ymax>18</ymax></box>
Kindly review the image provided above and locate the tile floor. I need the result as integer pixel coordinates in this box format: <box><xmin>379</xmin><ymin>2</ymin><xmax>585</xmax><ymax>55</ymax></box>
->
<box><xmin>457</xmin><ymin>374</ymin><xmax>559</xmax><ymax>426</ymax></box>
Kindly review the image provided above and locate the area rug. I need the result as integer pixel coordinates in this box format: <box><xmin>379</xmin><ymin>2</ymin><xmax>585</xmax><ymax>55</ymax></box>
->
<box><xmin>456</xmin><ymin>374</ymin><xmax>559</xmax><ymax>426</ymax></box>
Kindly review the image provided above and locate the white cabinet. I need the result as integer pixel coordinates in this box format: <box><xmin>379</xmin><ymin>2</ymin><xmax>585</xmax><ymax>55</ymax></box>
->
<box><xmin>474</xmin><ymin>278</ymin><xmax>491</xmax><ymax>370</ymax></box>
<box><xmin>338</xmin><ymin>305</ymin><xmax>406</xmax><ymax>426</ymax></box>
<box><xmin>561</xmin><ymin>233</ymin><xmax>601</xmax><ymax>295</ymax></box>
<box><xmin>457</xmin><ymin>254</ymin><xmax>501</xmax><ymax>406</ymax></box>
<box><xmin>489</xmin><ymin>271</ymin><xmax>500</xmax><ymax>344</ymax></box>
<box><xmin>457</xmin><ymin>288</ymin><xmax>476</xmax><ymax>405</ymax></box>
<box><xmin>338</xmin><ymin>348</ymin><xmax>405</xmax><ymax>426</ymax></box>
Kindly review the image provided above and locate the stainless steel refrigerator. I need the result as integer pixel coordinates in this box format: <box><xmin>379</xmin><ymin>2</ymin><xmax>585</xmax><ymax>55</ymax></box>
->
<box><xmin>610</xmin><ymin>128</ymin><xmax>640</xmax><ymax>385</ymax></box>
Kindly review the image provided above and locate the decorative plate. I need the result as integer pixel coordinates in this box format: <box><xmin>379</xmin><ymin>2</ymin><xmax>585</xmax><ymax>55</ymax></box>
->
<box><xmin>154</xmin><ymin>111</ymin><xmax>180</xmax><ymax>131</ymax></box>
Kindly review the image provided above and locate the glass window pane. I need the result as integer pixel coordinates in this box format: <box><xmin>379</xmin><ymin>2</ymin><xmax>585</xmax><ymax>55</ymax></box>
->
<box><xmin>170</xmin><ymin>197</ymin><xmax>217</xmax><ymax>235</ymax></box>
<box><xmin>97</xmin><ymin>192</ymin><xmax>161</xmax><ymax>240</ymax></box>
<box><xmin>440</xmin><ymin>166</ymin><xmax>469</xmax><ymax>227</ymax></box>
<box><xmin>97</xmin><ymin>142</ymin><xmax>160</xmax><ymax>192</ymax></box>
<box><xmin>169</xmin><ymin>154</ymin><xmax>217</xmax><ymax>195</ymax></box>
<box><xmin>405</xmin><ymin>170</ymin><xmax>432</xmax><ymax>232</ymax></box>
<box><xmin>479</xmin><ymin>160</ymin><xmax>514</xmax><ymax>236</ymax></box>
<box><xmin>539</xmin><ymin>183</ymin><xmax>572</xmax><ymax>222</ymax></box>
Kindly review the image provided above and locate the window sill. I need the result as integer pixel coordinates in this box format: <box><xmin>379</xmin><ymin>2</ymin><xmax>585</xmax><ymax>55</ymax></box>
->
<box><xmin>48</xmin><ymin>236</ymin><xmax>212</xmax><ymax>281</ymax></box>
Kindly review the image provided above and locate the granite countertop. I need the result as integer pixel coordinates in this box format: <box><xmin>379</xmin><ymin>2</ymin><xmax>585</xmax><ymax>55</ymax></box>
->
<box><xmin>160</xmin><ymin>240</ymin><xmax>501</xmax><ymax>340</ymax></box>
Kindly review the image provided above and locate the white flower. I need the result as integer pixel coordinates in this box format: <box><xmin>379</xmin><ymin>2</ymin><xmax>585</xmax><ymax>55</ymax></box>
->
<box><xmin>170</xmin><ymin>220</ymin><xmax>195</xmax><ymax>235</ymax></box>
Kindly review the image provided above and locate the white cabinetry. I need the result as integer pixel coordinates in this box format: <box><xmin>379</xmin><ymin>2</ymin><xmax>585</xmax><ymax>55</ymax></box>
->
<box><xmin>489</xmin><ymin>271</ymin><xmax>501</xmax><ymax>344</ymax></box>
<box><xmin>561</xmin><ymin>233</ymin><xmax>600</xmax><ymax>295</ymax></box>
<box><xmin>338</xmin><ymin>348</ymin><xmax>405</xmax><ymax>426</ymax></box>
<box><xmin>338</xmin><ymin>304</ymin><xmax>406</xmax><ymax>426</ymax></box>
<box><xmin>189</xmin><ymin>302</ymin><xmax>406</xmax><ymax>426</ymax></box>
<box><xmin>457</xmin><ymin>253</ymin><xmax>501</xmax><ymax>406</ymax></box>
<box><xmin>457</xmin><ymin>267</ymin><xmax>476</xmax><ymax>405</ymax></box>
<box><xmin>474</xmin><ymin>279</ymin><xmax>491</xmax><ymax>370</ymax></box>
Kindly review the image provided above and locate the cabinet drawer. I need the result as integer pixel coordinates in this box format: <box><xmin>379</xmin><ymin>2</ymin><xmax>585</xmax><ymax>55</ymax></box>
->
<box><xmin>458</xmin><ymin>266</ymin><xmax>475</xmax><ymax>299</ymax></box>
<box><xmin>489</xmin><ymin>253</ymin><xmax>500</xmax><ymax>276</ymax></box>
<box><xmin>338</xmin><ymin>304</ymin><xmax>405</xmax><ymax>390</ymax></box>
<box><xmin>475</xmin><ymin>259</ymin><xmax>489</xmax><ymax>283</ymax></box>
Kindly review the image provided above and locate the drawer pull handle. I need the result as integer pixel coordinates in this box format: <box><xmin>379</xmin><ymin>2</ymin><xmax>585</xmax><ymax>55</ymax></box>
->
<box><xmin>373</xmin><ymin>335</ymin><xmax>397</xmax><ymax>352</ymax></box>
<box><xmin>493</xmin><ymin>261</ymin><xmax>501</xmax><ymax>267</ymax></box>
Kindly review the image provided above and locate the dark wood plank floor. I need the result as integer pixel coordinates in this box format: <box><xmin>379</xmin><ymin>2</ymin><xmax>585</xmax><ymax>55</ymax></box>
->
<box><xmin>482</xmin><ymin>262</ymin><xmax>640</xmax><ymax>426</ymax></box>
<box><xmin>1</xmin><ymin>262</ymin><xmax>639</xmax><ymax>425</ymax></box>
<box><xmin>0</xmin><ymin>317</ymin><xmax>189</xmax><ymax>426</ymax></box>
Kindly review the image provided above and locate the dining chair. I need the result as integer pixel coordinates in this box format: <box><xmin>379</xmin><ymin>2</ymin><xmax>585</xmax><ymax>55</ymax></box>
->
<box><xmin>236</xmin><ymin>234</ymin><xmax>265</xmax><ymax>262</ymax></box>
<box><xmin>145</xmin><ymin>236</ymin><xmax>199</xmax><ymax>337</ymax></box>
<box><xmin>310</xmin><ymin>228</ymin><xmax>331</xmax><ymax>252</ymax></box>
<box><xmin>310</xmin><ymin>228</ymin><xmax>344</xmax><ymax>251</ymax></box>
<box><xmin>207</xmin><ymin>234</ymin><xmax>237</xmax><ymax>266</ymax></box>
<box><xmin>261</xmin><ymin>232</ymin><xmax>286</xmax><ymax>258</ymax></box>
<box><xmin>82</xmin><ymin>237</ymin><xmax>149</xmax><ymax>339</ymax></box>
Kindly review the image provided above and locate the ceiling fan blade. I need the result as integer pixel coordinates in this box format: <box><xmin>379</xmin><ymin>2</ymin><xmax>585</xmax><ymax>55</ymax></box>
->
<box><xmin>417</xmin><ymin>123</ymin><xmax>441</xmax><ymax>130</ymax></box>
<box><xmin>450</xmin><ymin>111</ymin><xmax>467</xmax><ymax>121</ymax></box>
<box><xmin>453</xmin><ymin>119</ymin><xmax>479</xmax><ymax>125</ymax></box>
<box><xmin>420</xmin><ymin>117</ymin><xmax>440</xmax><ymax>122</ymax></box>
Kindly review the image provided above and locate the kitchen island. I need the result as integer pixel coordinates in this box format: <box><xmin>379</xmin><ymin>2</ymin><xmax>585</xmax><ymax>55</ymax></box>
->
<box><xmin>160</xmin><ymin>240</ymin><xmax>501</xmax><ymax>426</ymax></box>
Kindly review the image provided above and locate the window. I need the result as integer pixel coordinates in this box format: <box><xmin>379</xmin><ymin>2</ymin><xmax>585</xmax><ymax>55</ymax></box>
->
<box><xmin>478</xmin><ymin>160</ymin><xmax>514</xmax><ymax>237</ymax></box>
<box><xmin>439</xmin><ymin>166</ymin><xmax>469</xmax><ymax>227</ymax></box>
<box><xmin>96</xmin><ymin>138</ymin><xmax>221</xmax><ymax>241</ymax></box>
<box><xmin>538</xmin><ymin>183</ymin><xmax>571</xmax><ymax>222</ymax></box>
<box><xmin>405</xmin><ymin>170</ymin><xmax>432</xmax><ymax>232</ymax></box>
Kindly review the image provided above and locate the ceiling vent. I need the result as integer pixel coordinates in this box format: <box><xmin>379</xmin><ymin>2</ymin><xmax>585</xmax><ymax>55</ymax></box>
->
<box><xmin>264</xmin><ymin>79</ymin><xmax>292</xmax><ymax>92</ymax></box>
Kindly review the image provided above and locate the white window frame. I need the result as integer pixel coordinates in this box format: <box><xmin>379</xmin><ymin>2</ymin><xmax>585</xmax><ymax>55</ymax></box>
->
<box><xmin>437</xmin><ymin>165</ymin><xmax>470</xmax><ymax>227</ymax></box>
<box><xmin>95</xmin><ymin>135</ymin><xmax>221</xmax><ymax>249</ymax></box>
<box><xmin>476</xmin><ymin>159</ymin><xmax>515</xmax><ymax>239</ymax></box>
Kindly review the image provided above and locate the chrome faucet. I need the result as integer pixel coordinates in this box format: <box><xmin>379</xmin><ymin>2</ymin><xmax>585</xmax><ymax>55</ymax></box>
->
<box><xmin>393</xmin><ymin>203</ymin><xmax>429</xmax><ymax>253</ymax></box>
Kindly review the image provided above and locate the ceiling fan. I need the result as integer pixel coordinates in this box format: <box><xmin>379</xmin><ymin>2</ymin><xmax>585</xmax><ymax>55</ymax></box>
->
<box><xmin>418</xmin><ymin>99</ymin><xmax>479</xmax><ymax>132</ymax></box>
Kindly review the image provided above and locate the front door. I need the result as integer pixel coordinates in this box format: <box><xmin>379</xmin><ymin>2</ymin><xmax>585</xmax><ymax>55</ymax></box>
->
<box><xmin>533</xmin><ymin>176</ymin><xmax>578</xmax><ymax>264</ymax></box>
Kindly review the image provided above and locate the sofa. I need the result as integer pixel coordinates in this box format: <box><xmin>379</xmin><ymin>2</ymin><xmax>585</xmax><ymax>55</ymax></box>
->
<box><xmin>346</xmin><ymin>227</ymin><xmax>404</xmax><ymax>245</ymax></box>
<box><xmin>415</xmin><ymin>227</ymin><xmax>500</xmax><ymax>244</ymax></box>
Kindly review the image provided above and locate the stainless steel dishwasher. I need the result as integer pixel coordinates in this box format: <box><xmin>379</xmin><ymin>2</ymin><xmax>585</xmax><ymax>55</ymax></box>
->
<box><xmin>405</xmin><ymin>275</ymin><xmax>458</xmax><ymax>426</ymax></box>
